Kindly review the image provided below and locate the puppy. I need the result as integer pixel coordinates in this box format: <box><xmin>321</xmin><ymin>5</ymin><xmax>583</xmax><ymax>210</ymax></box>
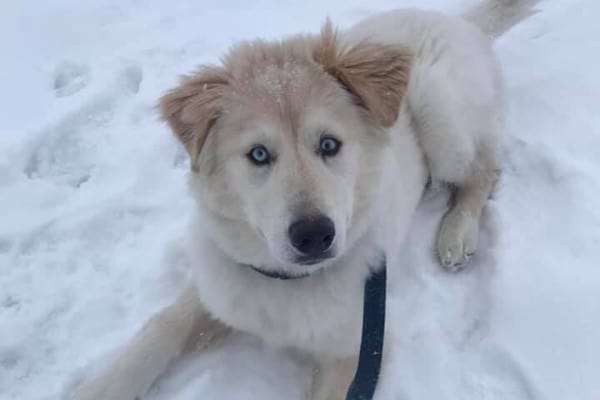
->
<box><xmin>72</xmin><ymin>1</ymin><xmax>538</xmax><ymax>399</ymax></box>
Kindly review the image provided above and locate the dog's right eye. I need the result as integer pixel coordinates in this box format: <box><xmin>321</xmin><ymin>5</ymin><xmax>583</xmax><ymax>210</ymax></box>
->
<box><xmin>247</xmin><ymin>145</ymin><xmax>271</xmax><ymax>166</ymax></box>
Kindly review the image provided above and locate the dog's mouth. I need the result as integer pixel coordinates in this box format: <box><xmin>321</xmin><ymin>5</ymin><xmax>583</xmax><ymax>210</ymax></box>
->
<box><xmin>246</xmin><ymin>243</ymin><xmax>339</xmax><ymax>281</ymax></box>
<box><xmin>249</xmin><ymin>256</ymin><xmax>333</xmax><ymax>280</ymax></box>
<box><xmin>249</xmin><ymin>265</ymin><xmax>314</xmax><ymax>280</ymax></box>
<box><xmin>256</xmin><ymin>222</ymin><xmax>342</xmax><ymax>274</ymax></box>
<box><xmin>293</xmin><ymin>251</ymin><xmax>335</xmax><ymax>266</ymax></box>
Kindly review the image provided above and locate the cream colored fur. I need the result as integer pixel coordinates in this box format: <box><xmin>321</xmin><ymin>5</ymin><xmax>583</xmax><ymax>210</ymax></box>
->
<box><xmin>71</xmin><ymin>1</ymin><xmax>538</xmax><ymax>399</ymax></box>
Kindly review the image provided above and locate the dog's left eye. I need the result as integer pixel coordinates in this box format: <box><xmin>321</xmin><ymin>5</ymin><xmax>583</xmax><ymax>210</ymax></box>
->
<box><xmin>319</xmin><ymin>136</ymin><xmax>342</xmax><ymax>157</ymax></box>
<box><xmin>247</xmin><ymin>145</ymin><xmax>272</xmax><ymax>166</ymax></box>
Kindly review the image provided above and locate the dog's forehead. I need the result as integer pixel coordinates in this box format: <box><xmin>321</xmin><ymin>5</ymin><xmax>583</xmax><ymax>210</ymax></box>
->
<box><xmin>253</xmin><ymin>63</ymin><xmax>305</xmax><ymax>101</ymax></box>
<box><xmin>217</xmin><ymin>40</ymin><xmax>351</xmax><ymax>138</ymax></box>
<box><xmin>223</xmin><ymin>53</ymin><xmax>339</xmax><ymax>123</ymax></box>
<box><xmin>230</xmin><ymin>67</ymin><xmax>346</xmax><ymax>142</ymax></box>
<box><xmin>231</xmin><ymin>62</ymin><xmax>328</xmax><ymax>112</ymax></box>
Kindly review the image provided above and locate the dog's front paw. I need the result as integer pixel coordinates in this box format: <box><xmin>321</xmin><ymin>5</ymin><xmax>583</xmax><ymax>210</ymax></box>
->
<box><xmin>437</xmin><ymin>208</ymin><xmax>479</xmax><ymax>271</ymax></box>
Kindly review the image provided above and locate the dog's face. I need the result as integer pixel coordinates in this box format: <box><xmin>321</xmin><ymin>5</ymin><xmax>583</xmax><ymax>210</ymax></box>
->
<box><xmin>196</xmin><ymin>75</ymin><xmax>382</xmax><ymax>268</ymax></box>
<box><xmin>161</xmin><ymin>24</ymin><xmax>411</xmax><ymax>275</ymax></box>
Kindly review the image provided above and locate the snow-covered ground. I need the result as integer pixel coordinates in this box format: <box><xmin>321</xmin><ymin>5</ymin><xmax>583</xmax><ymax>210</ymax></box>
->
<box><xmin>1</xmin><ymin>0</ymin><xmax>599</xmax><ymax>399</ymax></box>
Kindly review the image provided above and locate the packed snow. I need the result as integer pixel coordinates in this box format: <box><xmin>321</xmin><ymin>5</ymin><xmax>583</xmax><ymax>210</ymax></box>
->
<box><xmin>1</xmin><ymin>0</ymin><xmax>599</xmax><ymax>399</ymax></box>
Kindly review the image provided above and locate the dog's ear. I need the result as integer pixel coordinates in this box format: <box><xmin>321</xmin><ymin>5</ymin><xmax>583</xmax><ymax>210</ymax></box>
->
<box><xmin>313</xmin><ymin>21</ymin><xmax>412</xmax><ymax>127</ymax></box>
<box><xmin>159</xmin><ymin>67</ymin><xmax>228</xmax><ymax>172</ymax></box>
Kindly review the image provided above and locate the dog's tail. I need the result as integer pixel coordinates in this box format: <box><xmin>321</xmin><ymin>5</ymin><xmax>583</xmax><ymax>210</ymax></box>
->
<box><xmin>463</xmin><ymin>0</ymin><xmax>541</xmax><ymax>39</ymax></box>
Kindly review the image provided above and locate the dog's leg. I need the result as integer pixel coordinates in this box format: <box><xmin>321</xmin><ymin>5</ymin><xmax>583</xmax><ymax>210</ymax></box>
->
<box><xmin>71</xmin><ymin>283</ymin><xmax>229</xmax><ymax>400</ymax></box>
<box><xmin>437</xmin><ymin>157</ymin><xmax>500</xmax><ymax>270</ymax></box>
<box><xmin>310</xmin><ymin>356</ymin><xmax>358</xmax><ymax>400</ymax></box>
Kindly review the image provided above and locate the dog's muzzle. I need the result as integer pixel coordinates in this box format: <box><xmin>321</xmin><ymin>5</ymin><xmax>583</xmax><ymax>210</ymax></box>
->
<box><xmin>288</xmin><ymin>214</ymin><xmax>335</xmax><ymax>263</ymax></box>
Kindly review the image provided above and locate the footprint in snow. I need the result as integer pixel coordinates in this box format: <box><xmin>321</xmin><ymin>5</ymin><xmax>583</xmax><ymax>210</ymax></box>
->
<box><xmin>26</xmin><ymin>65</ymin><xmax>144</xmax><ymax>187</ymax></box>
<box><xmin>117</xmin><ymin>65</ymin><xmax>143</xmax><ymax>95</ymax></box>
<box><xmin>54</xmin><ymin>62</ymin><xmax>91</xmax><ymax>98</ymax></box>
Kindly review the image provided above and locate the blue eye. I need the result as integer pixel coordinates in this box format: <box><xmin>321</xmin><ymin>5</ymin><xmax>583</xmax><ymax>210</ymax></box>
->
<box><xmin>319</xmin><ymin>136</ymin><xmax>342</xmax><ymax>157</ymax></box>
<box><xmin>247</xmin><ymin>145</ymin><xmax>271</xmax><ymax>165</ymax></box>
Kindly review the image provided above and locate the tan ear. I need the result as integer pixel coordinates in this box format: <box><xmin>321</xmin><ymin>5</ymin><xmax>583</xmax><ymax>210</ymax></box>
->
<box><xmin>159</xmin><ymin>67</ymin><xmax>228</xmax><ymax>172</ymax></box>
<box><xmin>313</xmin><ymin>21</ymin><xmax>412</xmax><ymax>127</ymax></box>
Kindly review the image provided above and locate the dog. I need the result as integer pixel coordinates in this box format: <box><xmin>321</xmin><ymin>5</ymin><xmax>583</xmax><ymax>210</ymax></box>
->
<box><xmin>71</xmin><ymin>1</ymin><xmax>538</xmax><ymax>399</ymax></box>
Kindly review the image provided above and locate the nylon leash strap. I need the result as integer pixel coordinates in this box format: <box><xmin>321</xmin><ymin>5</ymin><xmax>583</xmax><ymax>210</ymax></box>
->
<box><xmin>345</xmin><ymin>257</ymin><xmax>387</xmax><ymax>400</ymax></box>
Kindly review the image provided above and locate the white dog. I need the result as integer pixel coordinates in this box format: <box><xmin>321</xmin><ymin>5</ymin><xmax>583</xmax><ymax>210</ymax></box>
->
<box><xmin>72</xmin><ymin>1</ymin><xmax>538</xmax><ymax>399</ymax></box>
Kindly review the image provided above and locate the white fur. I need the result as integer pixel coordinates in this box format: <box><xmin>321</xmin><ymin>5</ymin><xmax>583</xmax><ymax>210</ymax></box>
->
<box><xmin>189</xmin><ymin>116</ymin><xmax>427</xmax><ymax>359</ymax></box>
<box><xmin>187</xmin><ymin>7</ymin><xmax>503</xmax><ymax>359</ymax></box>
<box><xmin>71</xmin><ymin>2</ymin><xmax>539</xmax><ymax>399</ymax></box>
<box><xmin>346</xmin><ymin>9</ymin><xmax>505</xmax><ymax>184</ymax></box>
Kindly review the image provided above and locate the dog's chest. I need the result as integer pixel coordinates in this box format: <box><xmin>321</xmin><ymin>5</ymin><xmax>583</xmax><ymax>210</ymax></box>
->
<box><xmin>191</xmin><ymin>243</ymin><xmax>371</xmax><ymax>359</ymax></box>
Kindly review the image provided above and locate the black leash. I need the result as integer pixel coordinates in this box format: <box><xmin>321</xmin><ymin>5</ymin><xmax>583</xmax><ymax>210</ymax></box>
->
<box><xmin>346</xmin><ymin>257</ymin><xmax>386</xmax><ymax>400</ymax></box>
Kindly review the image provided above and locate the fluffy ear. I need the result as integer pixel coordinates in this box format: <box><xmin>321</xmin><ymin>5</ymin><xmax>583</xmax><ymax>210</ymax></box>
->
<box><xmin>313</xmin><ymin>21</ymin><xmax>412</xmax><ymax>127</ymax></box>
<box><xmin>159</xmin><ymin>67</ymin><xmax>228</xmax><ymax>172</ymax></box>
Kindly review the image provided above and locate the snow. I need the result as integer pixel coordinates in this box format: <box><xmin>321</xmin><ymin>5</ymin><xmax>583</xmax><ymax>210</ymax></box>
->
<box><xmin>1</xmin><ymin>0</ymin><xmax>599</xmax><ymax>399</ymax></box>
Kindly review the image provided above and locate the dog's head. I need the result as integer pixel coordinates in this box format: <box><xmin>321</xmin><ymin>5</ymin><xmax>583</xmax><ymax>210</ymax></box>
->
<box><xmin>160</xmin><ymin>23</ymin><xmax>411</xmax><ymax>276</ymax></box>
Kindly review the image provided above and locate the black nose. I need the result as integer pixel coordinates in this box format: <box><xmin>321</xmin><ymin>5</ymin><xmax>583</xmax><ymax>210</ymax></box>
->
<box><xmin>288</xmin><ymin>215</ymin><xmax>335</xmax><ymax>258</ymax></box>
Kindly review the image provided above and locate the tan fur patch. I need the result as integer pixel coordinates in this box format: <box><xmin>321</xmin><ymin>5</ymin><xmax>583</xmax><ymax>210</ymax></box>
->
<box><xmin>313</xmin><ymin>21</ymin><xmax>412</xmax><ymax>127</ymax></box>
<box><xmin>159</xmin><ymin>67</ymin><xmax>229</xmax><ymax>171</ymax></box>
